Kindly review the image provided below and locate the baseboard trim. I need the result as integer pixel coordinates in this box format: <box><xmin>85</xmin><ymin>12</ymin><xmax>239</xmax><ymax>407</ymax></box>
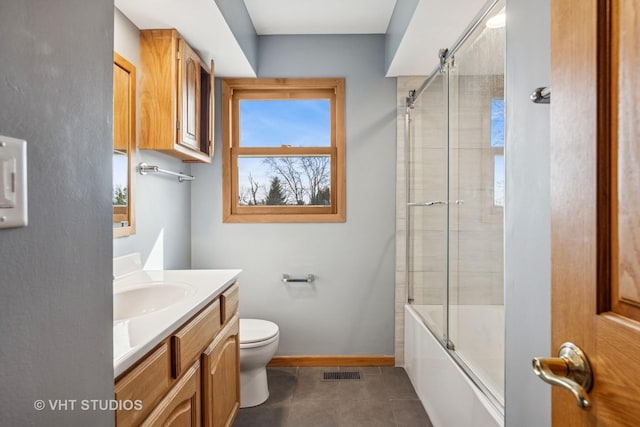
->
<box><xmin>267</xmin><ymin>355</ymin><xmax>395</xmax><ymax>367</ymax></box>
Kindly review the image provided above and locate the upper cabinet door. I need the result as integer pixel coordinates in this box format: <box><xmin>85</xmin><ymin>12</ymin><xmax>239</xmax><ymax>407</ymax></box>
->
<box><xmin>179</xmin><ymin>39</ymin><xmax>201</xmax><ymax>151</ymax></box>
<box><xmin>139</xmin><ymin>29</ymin><xmax>212</xmax><ymax>163</ymax></box>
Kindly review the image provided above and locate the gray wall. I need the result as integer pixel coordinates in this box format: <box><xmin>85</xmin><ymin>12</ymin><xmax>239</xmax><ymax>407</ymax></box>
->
<box><xmin>504</xmin><ymin>0</ymin><xmax>551</xmax><ymax>425</ymax></box>
<box><xmin>385</xmin><ymin>0</ymin><xmax>420</xmax><ymax>74</ymax></box>
<box><xmin>113</xmin><ymin>9</ymin><xmax>192</xmax><ymax>270</ymax></box>
<box><xmin>214</xmin><ymin>0</ymin><xmax>258</xmax><ymax>73</ymax></box>
<box><xmin>0</xmin><ymin>1</ymin><xmax>114</xmax><ymax>425</ymax></box>
<box><xmin>191</xmin><ymin>35</ymin><xmax>397</xmax><ymax>355</ymax></box>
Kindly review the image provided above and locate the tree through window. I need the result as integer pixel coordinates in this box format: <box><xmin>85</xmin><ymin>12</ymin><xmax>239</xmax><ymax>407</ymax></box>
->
<box><xmin>222</xmin><ymin>78</ymin><xmax>345</xmax><ymax>223</ymax></box>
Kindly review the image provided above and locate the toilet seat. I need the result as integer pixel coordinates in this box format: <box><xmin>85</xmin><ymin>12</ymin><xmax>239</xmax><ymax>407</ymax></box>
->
<box><xmin>240</xmin><ymin>319</ymin><xmax>279</xmax><ymax>349</ymax></box>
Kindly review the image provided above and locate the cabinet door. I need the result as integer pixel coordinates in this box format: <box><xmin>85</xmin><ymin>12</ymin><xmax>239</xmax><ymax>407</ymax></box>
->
<box><xmin>178</xmin><ymin>39</ymin><xmax>200</xmax><ymax>151</ymax></box>
<box><xmin>141</xmin><ymin>361</ymin><xmax>201</xmax><ymax>427</ymax></box>
<box><xmin>115</xmin><ymin>342</ymin><xmax>172</xmax><ymax>427</ymax></box>
<box><xmin>202</xmin><ymin>316</ymin><xmax>240</xmax><ymax>427</ymax></box>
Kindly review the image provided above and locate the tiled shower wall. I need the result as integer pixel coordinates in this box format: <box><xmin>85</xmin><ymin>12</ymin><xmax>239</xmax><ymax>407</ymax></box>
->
<box><xmin>407</xmin><ymin>76</ymin><xmax>448</xmax><ymax>313</ymax></box>
<box><xmin>448</xmin><ymin>74</ymin><xmax>504</xmax><ymax>308</ymax></box>
<box><xmin>395</xmin><ymin>75</ymin><xmax>505</xmax><ymax>364</ymax></box>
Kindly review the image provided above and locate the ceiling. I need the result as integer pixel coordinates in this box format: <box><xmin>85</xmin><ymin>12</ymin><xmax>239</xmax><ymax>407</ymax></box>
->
<box><xmin>115</xmin><ymin>0</ymin><xmax>257</xmax><ymax>77</ymax></box>
<box><xmin>243</xmin><ymin>0</ymin><xmax>397</xmax><ymax>35</ymax></box>
<box><xmin>386</xmin><ymin>0</ymin><xmax>489</xmax><ymax>76</ymax></box>
<box><xmin>115</xmin><ymin>0</ymin><xmax>493</xmax><ymax>77</ymax></box>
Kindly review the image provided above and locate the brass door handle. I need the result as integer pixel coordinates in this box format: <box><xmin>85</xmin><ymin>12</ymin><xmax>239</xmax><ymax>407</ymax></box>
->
<box><xmin>532</xmin><ymin>342</ymin><xmax>593</xmax><ymax>409</ymax></box>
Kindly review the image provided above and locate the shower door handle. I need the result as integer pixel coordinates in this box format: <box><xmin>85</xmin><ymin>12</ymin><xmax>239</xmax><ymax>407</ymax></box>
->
<box><xmin>407</xmin><ymin>200</ymin><xmax>448</xmax><ymax>206</ymax></box>
<box><xmin>532</xmin><ymin>342</ymin><xmax>593</xmax><ymax>409</ymax></box>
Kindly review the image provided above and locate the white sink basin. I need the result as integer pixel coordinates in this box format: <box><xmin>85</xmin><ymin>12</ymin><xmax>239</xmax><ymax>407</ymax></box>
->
<box><xmin>114</xmin><ymin>282</ymin><xmax>195</xmax><ymax>321</ymax></box>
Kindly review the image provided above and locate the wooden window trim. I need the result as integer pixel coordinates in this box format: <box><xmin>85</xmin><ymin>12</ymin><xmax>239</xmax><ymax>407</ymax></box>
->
<box><xmin>221</xmin><ymin>78</ymin><xmax>346</xmax><ymax>223</ymax></box>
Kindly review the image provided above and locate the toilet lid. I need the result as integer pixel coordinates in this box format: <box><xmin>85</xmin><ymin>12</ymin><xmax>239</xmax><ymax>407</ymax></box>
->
<box><xmin>240</xmin><ymin>318</ymin><xmax>279</xmax><ymax>344</ymax></box>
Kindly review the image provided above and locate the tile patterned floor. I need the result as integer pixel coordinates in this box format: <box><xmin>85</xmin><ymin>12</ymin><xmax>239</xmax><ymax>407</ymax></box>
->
<box><xmin>233</xmin><ymin>366</ymin><xmax>433</xmax><ymax>427</ymax></box>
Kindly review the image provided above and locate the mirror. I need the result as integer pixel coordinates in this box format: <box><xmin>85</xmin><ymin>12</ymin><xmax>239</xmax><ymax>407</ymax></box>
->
<box><xmin>113</xmin><ymin>52</ymin><xmax>136</xmax><ymax>238</ymax></box>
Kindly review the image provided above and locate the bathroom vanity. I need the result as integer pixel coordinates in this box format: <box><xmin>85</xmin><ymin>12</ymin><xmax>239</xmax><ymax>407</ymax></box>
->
<box><xmin>113</xmin><ymin>256</ymin><xmax>240</xmax><ymax>427</ymax></box>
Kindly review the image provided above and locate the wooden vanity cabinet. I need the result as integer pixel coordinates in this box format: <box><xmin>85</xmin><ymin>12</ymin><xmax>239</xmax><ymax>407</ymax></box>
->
<box><xmin>202</xmin><ymin>283</ymin><xmax>240</xmax><ymax>427</ymax></box>
<box><xmin>114</xmin><ymin>343</ymin><xmax>173</xmax><ymax>427</ymax></box>
<box><xmin>115</xmin><ymin>282</ymin><xmax>239</xmax><ymax>427</ymax></box>
<box><xmin>202</xmin><ymin>315</ymin><xmax>240</xmax><ymax>427</ymax></box>
<box><xmin>140</xmin><ymin>361</ymin><xmax>201</xmax><ymax>427</ymax></box>
<box><xmin>139</xmin><ymin>29</ymin><xmax>213</xmax><ymax>163</ymax></box>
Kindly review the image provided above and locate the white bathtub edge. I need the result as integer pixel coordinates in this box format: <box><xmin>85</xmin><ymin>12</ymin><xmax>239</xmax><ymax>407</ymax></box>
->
<box><xmin>404</xmin><ymin>304</ymin><xmax>504</xmax><ymax>427</ymax></box>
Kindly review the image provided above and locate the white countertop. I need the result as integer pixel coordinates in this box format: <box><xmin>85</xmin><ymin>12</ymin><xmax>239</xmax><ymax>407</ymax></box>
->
<box><xmin>113</xmin><ymin>268</ymin><xmax>241</xmax><ymax>378</ymax></box>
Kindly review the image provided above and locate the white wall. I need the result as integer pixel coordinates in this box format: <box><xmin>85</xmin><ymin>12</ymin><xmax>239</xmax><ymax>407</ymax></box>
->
<box><xmin>191</xmin><ymin>35</ymin><xmax>397</xmax><ymax>356</ymax></box>
<box><xmin>504</xmin><ymin>0</ymin><xmax>551</xmax><ymax>425</ymax></box>
<box><xmin>0</xmin><ymin>0</ymin><xmax>113</xmax><ymax>425</ymax></box>
<box><xmin>113</xmin><ymin>9</ymin><xmax>192</xmax><ymax>270</ymax></box>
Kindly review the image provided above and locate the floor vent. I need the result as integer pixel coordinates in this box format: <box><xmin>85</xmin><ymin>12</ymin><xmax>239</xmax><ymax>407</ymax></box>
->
<box><xmin>322</xmin><ymin>371</ymin><xmax>361</xmax><ymax>381</ymax></box>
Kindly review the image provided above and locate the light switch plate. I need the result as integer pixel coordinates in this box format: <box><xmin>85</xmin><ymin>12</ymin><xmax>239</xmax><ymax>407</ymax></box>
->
<box><xmin>0</xmin><ymin>135</ymin><xmax>27</xmax><ymax>228</ymax></box>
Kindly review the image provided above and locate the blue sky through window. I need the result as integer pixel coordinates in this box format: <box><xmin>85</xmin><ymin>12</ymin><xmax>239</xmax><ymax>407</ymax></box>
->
<box><xmin>491</xmin><ymin>99</ymin><xmax>504</xmax><ymax>147</ymax></box>
<box><xmin>240</xmin><ymin>99</ymin><xmax>330</xmax><ymax>147</ymax></box>
<box><xmin>237</xmin><ymin>99</ymin><xmax>332</xmax><ymax>205</ymax></box>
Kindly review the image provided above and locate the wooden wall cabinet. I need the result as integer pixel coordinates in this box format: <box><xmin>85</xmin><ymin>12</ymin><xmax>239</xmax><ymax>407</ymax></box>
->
<box><xmin>139</xmin><ymin>29</ymin><xmax>214</xmax><ymax>163</ymax></box>
<box><xmin>115</xmin><ymin>283</ymin><xmax>239</xmax><ymax>427</ymax></box>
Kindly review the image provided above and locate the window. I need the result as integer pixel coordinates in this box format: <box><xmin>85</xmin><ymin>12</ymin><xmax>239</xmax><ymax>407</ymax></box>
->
<box><xmin>490</xmin><ymin>98</ymin><xmax>504</xmax><ymax>147</ymax></box>
<box><xmin>222</xmin><ymin>78</ymin><xmax>345</xmax><ymax>222</ymax></box>
<box><xmin>494</xmin><ymin>155</ymin><xmax>505</xmax><ymax>207</ymax></box>
<box><xmin>490</xmin><ymin>98</ymin><xmax>505</xmax><ymax>207</ymax></box>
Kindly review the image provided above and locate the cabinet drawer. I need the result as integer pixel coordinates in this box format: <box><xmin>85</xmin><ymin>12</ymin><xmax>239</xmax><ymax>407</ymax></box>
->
<box><xmin>172</xmin><ymin>299</ymin><xmax>221</xmax><ymax>378</ymax></box>
<box><xmin>115</xmin><ymin>342</ymin><xmax>171</xmax><ymax>427</ymax></box>
<box><xmin>220</xmin><ymin>283</ymin><xmax>239</xmax><ymax>325</ymax></box>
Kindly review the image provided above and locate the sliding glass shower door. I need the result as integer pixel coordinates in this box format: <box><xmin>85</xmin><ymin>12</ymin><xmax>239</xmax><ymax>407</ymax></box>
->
<box><xmin>406</xmin><ymin>0</ymin><xmax>505</xmax><ymax>407</ymax></box>
<box><xmin>447</xmin><ymin>13</ymin><xmax>505</xmax><ymax>402</ymax></box>
<box><xmin>407</xmin><ymin>73</ymin><xmax>448</xmax><ymax>338</ymax></box>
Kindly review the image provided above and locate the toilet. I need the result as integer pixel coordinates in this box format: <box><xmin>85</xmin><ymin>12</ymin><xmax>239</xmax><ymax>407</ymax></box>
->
<box><xmin>239</xmin><ymin>318</ymin><xmax>280</xmax><ymax>408</ymax></box>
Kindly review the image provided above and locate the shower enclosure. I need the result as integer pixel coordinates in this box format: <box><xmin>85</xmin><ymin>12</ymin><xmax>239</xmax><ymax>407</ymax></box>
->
<box><xmin>405</xmin><ymin>0</ymin><xmax>505</xmax><ymax>409</ymax></box>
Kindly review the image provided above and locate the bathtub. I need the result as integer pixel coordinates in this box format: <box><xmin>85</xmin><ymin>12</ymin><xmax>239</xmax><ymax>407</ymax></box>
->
<box><xmin>404</xmin><ymin>304</ymin><xmax>504</xmax><ymax>427</ymax></box>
